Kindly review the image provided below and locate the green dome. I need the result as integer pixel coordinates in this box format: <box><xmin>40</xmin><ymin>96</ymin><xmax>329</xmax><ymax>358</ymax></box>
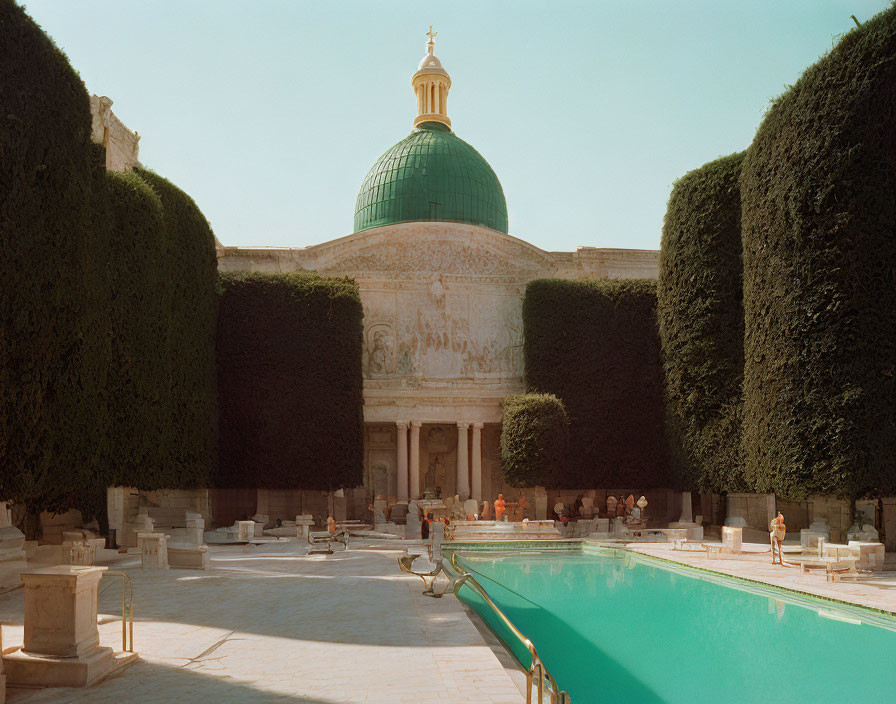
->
<box><xmin>353</xmin><ymin>122</ymin><xmax>508</xmax><ymax>233</ymax></box>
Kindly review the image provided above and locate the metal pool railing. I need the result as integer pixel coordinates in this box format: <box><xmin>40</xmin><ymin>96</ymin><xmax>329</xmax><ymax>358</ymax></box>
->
<box><xmin>103</xmin><ymin>570</ymin><xmax>135</xmax><ymax>653</ymax></box>
<box><xmin>449</xmin><ymin>553</ymin><xmax>571</xmax><ymax>704</ymax></box>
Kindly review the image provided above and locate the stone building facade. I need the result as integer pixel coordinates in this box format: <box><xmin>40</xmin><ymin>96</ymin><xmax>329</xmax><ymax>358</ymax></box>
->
<box><xmin>218</xmin><ymin>33</ymin><xmax>660</xmax><ymax>512</ymax></box>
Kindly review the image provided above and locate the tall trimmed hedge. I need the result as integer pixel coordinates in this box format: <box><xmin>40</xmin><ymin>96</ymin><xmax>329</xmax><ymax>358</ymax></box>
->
<box><xmin>102</xmin><ymin>171</ymin><xmax>169</xmax><ymax>490</ymax></box>
<box><xmin>0</xmin><ymin>0</ymin><xmax>108</xmax><ymax>528</ymax></box>
<box><xmin>524</xmin><ymin>279</ymin><xmax>671</xmax><ymax>488</ymax></box>
<box><xmin>500</xmin><ymin>393</ymin><xmax>569</xmax><ymax>488</ymax></box>
<box><xmin>0</xmin><ymin>3</ymin><xmax>220</xmax><ymax>533</ymax></box>
<box><xmin>741</xmin><ymin>7</ymin><xmax>896</xmax><ymax>499</ymax></box>
<box><xmin>216</xmin><ymin>272</ymin><xmax>364</xmax><ymax>490</ymax></box>
<box><xmin>133</xmin><ymin>169</ymin><xmax>218</xmax><ymax>490</ymax></box>
<box><xmin>659</xmin><ymin>152</ymin><xmax>746</xmax><ymax>493</ymax></box>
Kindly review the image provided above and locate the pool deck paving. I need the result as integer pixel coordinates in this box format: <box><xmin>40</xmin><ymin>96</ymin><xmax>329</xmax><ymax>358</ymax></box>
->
<box><xmin>0</xmin><ymin>540</ymin><xmax>526</xmax><ymax>704</ymax></box>
<box><xmin>622</xmin><ymin>541</ymin><xmax>896</xmax><ymax>615</ymax></box>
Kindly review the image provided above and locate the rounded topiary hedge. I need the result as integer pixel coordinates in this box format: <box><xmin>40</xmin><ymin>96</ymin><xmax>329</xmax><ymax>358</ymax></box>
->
<box><xmin>0</xmin><ymin>0</ymin><xmax>106</xmax><ymax>528</ymax></box>
<box><xmin>500</xmin><ymin>393</ymin><xmax>569</xmax><ymax>488</ymax></box>
<box><xmin>741</xmin><ymin>7</ymin><xmax>896</xmax><ymax>499</ymax></box>
<box><xmin>216</xmin><ymin>272</ymin><xmax>364</xmax><ymax>491</ymax></box>
<box><xmin>102</xmin><ymin>171</ymin><xmax>168</xmax><ymax>490</ymax></box>
<box><xmin>659</xmin><ymin>151</ymin><xmax>746</xmax><ymax>493</ymax></box>
<box><xmin>524</xmin><ymin>279</ymin><xmax>671</xmax><ymax>488</ymax></box>
<box><xmin>135</xmin><ymin>169</ymin><xmax>219</xmax><ymax>491</ymax></box>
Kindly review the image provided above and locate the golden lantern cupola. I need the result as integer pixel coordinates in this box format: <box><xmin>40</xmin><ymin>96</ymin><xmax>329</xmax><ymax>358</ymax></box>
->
<box><xmin>412</xmin><ymin>26</ymin><xmax>451</xmax><ymax>129</ymax></box>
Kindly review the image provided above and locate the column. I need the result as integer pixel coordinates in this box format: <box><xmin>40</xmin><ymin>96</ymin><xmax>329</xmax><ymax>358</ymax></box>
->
<box><xmin>409</xmin><ymin>421</ymin><xmax>421</xmax><ymax>499</ymax></box>
<box><xmin>396</xmin><ymin>421</ymin><xmax>409</xmax><ymax>501</ymax></box>
<box><xmin>456</xmin><ymin>422</ymin><xmax>470</xmax><ymax>499</ymax></box>
<box><xmin>471</xmin><ymin>423</ymin><xmax>483</xmax><ymax>501</ymax></box>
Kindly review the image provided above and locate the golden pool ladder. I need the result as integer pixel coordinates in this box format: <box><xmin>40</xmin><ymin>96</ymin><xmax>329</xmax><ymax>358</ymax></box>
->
<box><xmin>449</xmin><ymin>553</ymin><xmax>571</xmax><ymax>704</ymax></box>
<box><xmin>103</xmin><ymin>570</ymin><xmax>135</xmax><ymax>652</ymax></box>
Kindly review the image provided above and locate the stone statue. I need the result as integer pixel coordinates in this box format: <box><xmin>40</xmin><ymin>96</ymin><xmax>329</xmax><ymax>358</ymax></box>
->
<box><xmin>517</xmin><ymin>491</ymin><xmax>530</xmax><ymax>520</ymax></box>
<box><xmin>327</xmin><ymin>516</ymin><xmax>336</xmax><ymax>535</ymax></box>
<box><xmin>481</xmin><ymin>499</ymin><xmax>491</xmax><ymax>520</ymax></box>
<box><xmin>606</xmin><ymin>496</ymin><xmax>617</xmax><ymax>518</ymax></box>
<box><xmin>494</xmin><ymin>494</ymin><xmax>506</xmax><ymax>522</ymax></box>
<box><xmin>770</xmin><ymin>512</ymin><xmax>786</xmax><ymax>565</ymax></box>
<box><xmin>553</xmin><ymin>501</ymin><xmax>565</xmax><ymax>521</ymax></box>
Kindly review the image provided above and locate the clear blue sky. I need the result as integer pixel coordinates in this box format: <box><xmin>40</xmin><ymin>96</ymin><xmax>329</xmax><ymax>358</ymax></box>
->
<box><xmin>22</xmin><ymin>0</ymin><xmax>892</xmax><ymax>251</ymax></box>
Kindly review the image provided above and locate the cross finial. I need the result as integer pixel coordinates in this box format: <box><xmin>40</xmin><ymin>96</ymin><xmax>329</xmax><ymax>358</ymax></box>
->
<box><xmin>426</xmin><ymin>25</ymin><xmax>437</xmax><ymax>53</ymax></box>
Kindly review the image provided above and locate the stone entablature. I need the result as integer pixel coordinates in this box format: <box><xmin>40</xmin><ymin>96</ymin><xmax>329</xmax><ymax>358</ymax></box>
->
<box><xmin>218</xmin><ymin>222</ymin><xmax>659</xmax><ymax>283</ymax></box>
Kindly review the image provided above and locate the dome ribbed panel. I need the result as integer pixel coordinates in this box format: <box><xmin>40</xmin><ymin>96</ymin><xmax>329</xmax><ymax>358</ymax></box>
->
<box><xmin>353</xmin><ymin>124</ymin><xmax>508</xmax><ymax>233</ymax></box>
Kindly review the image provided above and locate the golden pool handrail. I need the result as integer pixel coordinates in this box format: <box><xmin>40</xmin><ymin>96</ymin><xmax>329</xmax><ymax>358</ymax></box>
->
<box><xmin>449</xmin><ymin>553</ymin><xmax>571</xmax><ymax>704</ymax></box>
<box><xmin>103</xmin><ymin>570</ymin><xmax>134</xmax><ymax>653</ymax></box>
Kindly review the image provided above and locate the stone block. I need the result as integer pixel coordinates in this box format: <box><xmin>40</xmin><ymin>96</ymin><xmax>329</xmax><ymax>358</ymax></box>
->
<box><xmin>168</xmin><ymin>545</ymin><xmax>209</xmax><ymax>570</ymax></box>
<box><xmin>4</xmin><ymin>643</ymin><xmax>117</xmax><ymax>688</ymax></box>
<box><xmin>800</xmin><ymin>529</ymin><xmax>829</xmax><ymax>549</ymax></box>
<box><xmin>721</xmin><ymin>526</ymin><xmax>742</xmax><ymax>553</ymax></box>
<box><xmin>185</xmin><ymin>516</ymin><xmax>205</xmax><ymax>546</ymax></box>
<box><xmin>847</xmin><ymin>541</ymin><xmax>885</xmax><ymax>571</ymax></box>
<box><xmin>138</xmin><ymin>533</ymin><xmax>168</xmax><ymax>570</ymax></box>
<box><xmin>882</xmin><ymin>498</ymin><xmax>896</xmax><ymax>552</ymax></box>
<box><xmin>0</xmin><ymin>525</ymin><xmax>26</xmax><ymax>562</ymax></box>
<box><xmin>236</xmin><ymin>520</ymin><xmax>254</xmax><ymax>541</ymax></box>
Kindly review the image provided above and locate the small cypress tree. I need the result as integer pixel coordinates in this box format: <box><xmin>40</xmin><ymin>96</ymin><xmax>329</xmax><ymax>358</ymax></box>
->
<box><xmin>500</xmin><ymin>393</ymin><xmax>569</xmax><ymax>488</ymax></box>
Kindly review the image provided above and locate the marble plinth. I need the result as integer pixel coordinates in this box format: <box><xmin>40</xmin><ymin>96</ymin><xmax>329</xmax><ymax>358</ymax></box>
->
<box><xmin>21</xmin><ymin>566</ymin><xmax>105</xmax><ymax>657</ymax></box>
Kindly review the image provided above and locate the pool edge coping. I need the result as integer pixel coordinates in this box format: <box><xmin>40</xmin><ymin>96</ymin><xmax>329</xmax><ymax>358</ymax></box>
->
<box><xmin>440</xmin><ymin>538</ymin><xmax>896</xmax><ymax>622</ymax></box>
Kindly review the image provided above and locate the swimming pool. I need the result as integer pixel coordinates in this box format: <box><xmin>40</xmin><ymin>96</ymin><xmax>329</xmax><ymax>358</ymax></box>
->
<box><xmin>446</xmin><ymin>543</ymin><xmax>896</xmax><ymax>703</ymax></box>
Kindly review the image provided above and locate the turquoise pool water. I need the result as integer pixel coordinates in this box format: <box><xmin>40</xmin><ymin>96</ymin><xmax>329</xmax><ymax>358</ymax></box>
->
<box><xmin>450</xmin><ymin>546</ymin><xmax>896</xmax><ymax>703</ymax></box>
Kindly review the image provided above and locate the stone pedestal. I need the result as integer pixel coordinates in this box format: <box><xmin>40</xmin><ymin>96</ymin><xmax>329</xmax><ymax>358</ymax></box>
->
<box><xmin>3</xmin><ymin>566</ymin><xmax>124</xmax><ymax>688</ymax></box>
<box><xmin>295</xmin><ymin>514</ymin><xmax>314</xmax><ymax>539</ymax></box>
<box><xmin>133</xmin><ymin>512</ymin><xmax>154</xmax><ymax>550</ymax></box>
<box><xmin>390</xmin><ymin>502</ymin><xmax>408</xmax><ymax>524</ymax></box>
<box><xmin>138</xmin><ymin>533</ymin><xmax>168</xmax><ymax>570</ymax></box>
<box><xmin>534</xmin><ymin>487</ymin><xmax>548</xmax><ymax>521</ymax></box>
<box><xmin>236</xmin><ymin>520</ymin><xmax>254</xmax><ymax>542</ymax></box>
<box><xmin>430</xmin><ymin>521</ymin><xmax>445</xmax><ymax>561</ymax></box>
<box><xmin>185</xmin><ymin>514</ymin><xmax>205</xmax><ymax>546</ymax></box>
<box><xmin>405</xmin><ymin>501</ymin><xmax>421</xmax><ymax>539</ymax></box>
<box><xmin>721</xmin><ymin>526</ymin><xmax>742</xmax><ymax>553</ymax></box>
<box><xmin>22</xmin><ymin>567</ymin><xmax>108</xmax><ymax>655</ymax></box>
